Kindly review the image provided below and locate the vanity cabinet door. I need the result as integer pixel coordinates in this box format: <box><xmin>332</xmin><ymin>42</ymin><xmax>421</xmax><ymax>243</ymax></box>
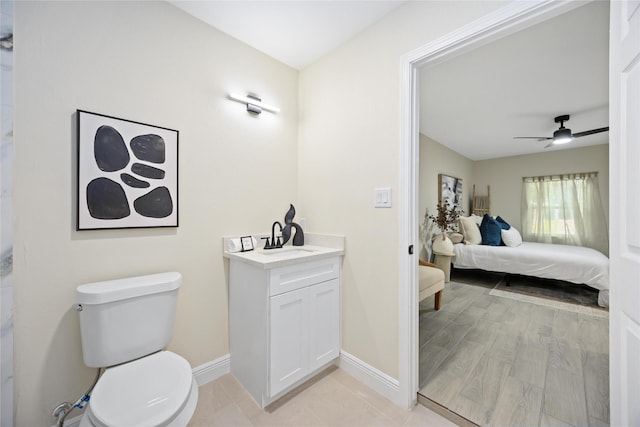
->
<box><xmin>308</xmin><ymin>279</ymin><xmax>340</xmax><ymax>371</ymax></box>
<box><xmin>269</xmin><ymin>287</ymin><xmax>309</xmax><ymax>396</ymax></box>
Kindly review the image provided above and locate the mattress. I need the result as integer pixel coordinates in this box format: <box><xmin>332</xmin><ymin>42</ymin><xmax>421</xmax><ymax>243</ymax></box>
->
<box><xmin>452</xmin><ymin>241</ymin><xmax>610</xmax><ymax>306</ymax></box>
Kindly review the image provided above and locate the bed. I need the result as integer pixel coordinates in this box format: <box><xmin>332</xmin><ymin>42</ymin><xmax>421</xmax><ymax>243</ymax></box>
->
<box><xmin>452</xmin><ymin>241</ymin><xmax>610</xmax><ymax>307</ymax></box>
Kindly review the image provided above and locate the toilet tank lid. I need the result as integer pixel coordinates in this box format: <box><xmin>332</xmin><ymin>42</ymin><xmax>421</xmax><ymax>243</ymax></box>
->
<box><xmin>76</xmin><ymin>272</ymin><xmax>181</xmax><ymax>305</ymax></box>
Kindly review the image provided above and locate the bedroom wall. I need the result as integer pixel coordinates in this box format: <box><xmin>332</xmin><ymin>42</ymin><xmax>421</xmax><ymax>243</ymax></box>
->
<box><xmin>418</xmin><ymin>133</ymin><xmax>473</xmax><ymax>257</ymax></box>
<box><xmin>14</xmin><ymin>2</ymin><xmax>298</xmax><ymax>425</ymax></box>
<box><xmin>419</xmin><ymin>138</ymin><xmax>609</xmax><ymax>250</ymax></box>
<box><xmin>473</xmin><ymin>144</ymin><xmax>609</xmax><ymax>231</ymax></box>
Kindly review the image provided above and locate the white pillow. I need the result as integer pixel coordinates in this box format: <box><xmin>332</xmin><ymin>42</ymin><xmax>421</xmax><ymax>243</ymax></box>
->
<box><xmin>459</xmin><ymin>216</ymin><xmax>482</xmax><ymax>245</ymax></box>
<box><xmin>449</xmin><ymin>232</ymin><xmax>464</xmax><ymax>244</ymax></box>
<box><xmin>501</xmin><ymin>227</ymin><xmax>523</xmax><ymax>247</ymax></box>
<box><xmin>470</xmin><ymin>214</ymin><xmax>483</xmax><ymax>225</ymax></box>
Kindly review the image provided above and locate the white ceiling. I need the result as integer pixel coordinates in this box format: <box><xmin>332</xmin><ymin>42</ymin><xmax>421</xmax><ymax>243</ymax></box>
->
<box><xmin>168</xmin><ymin>1</ymin><xmax>609</xmax><ymax>162</ymax></box>
<box><xmin>168</xmin><ymin>0</ymin><xmax>406</xmax><ymax>70</ymax></box>
<box><xmin>420</xmin><ymin>1</ymin><xmax>610</xmax><ymax>161</ymax></box>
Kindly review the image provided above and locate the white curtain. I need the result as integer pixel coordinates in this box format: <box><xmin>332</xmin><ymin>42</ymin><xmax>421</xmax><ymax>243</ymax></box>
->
<box><xmin>521</xmin><ymin>172</ymin><xmax>609</xmax><ymax>255</ymax></box>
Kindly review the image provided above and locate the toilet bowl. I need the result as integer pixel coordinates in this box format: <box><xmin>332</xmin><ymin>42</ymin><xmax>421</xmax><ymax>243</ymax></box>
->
<box><xmin>79</xmin><ymin>351</ymin><xmax>198</xmax><ymax>427</ymax></box>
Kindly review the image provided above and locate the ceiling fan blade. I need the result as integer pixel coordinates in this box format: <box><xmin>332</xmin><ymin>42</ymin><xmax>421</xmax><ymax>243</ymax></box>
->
<box><xmin>572</xmin><ymin>126</ymin><xmax>609</xmax><ymax>138</ymax></box>
<box><xmin>544</xmin><ymin>142</ymin><xmax>555</xmax><ymax>149</ymax></box>
<box><xmin>513</xmin><ymin>136</ymin><xmax>553</xmax><ymax>141</ymax></box>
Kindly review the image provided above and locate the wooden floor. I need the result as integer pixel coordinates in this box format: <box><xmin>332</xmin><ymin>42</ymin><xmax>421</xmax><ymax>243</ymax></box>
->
<box><xmin>418</xmin><ymin>272</ymin><xmax>610</xmax><ymax>427</ymax></box>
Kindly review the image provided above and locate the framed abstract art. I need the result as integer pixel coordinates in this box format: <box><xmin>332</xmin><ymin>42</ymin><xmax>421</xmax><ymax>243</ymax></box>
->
<box><xmin>77</xmin><ymin>110</ymin><xmax>179</xmax><ymax>230</ymax></box>
<box><xmin>438</xmin><ymin>173</ymin><xmax>462</xmax><ymax>208</ymax></box>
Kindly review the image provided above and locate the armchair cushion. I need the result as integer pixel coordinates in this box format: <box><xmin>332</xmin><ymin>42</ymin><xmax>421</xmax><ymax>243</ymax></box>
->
<box><xmin>419</xmin><ymin>259</ymin><xmax>445</xmax><ymax>310</ymax></box>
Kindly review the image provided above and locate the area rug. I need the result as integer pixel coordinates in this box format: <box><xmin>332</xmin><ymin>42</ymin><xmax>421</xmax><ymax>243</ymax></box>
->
<box><xmin>450</xmin><ymin>269</ymin><xmax>608</xmax><ymax>318</ymax></box>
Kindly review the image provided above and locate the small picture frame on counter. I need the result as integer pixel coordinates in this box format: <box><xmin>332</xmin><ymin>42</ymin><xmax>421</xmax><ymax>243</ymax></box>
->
<box><xmin>240</xmin><ymin>236</ymin><xmax>254</xmax><ymax>252</ymax></box>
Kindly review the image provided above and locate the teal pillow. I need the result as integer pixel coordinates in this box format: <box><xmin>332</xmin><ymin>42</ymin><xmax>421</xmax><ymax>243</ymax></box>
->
<box><xmin>496</xmin><ymin>216</ymin><xmax>511</xmax><ymax>230</ymax></box>
<box><xmin>480</xmin><ymin>214</ymin><xmax>502</xmax><ymax>246</ymax></box>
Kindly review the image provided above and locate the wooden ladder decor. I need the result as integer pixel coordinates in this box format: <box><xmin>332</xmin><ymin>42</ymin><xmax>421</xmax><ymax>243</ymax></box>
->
<box><xmin>472</xmin><ymin>184</ymin><xmax>490</xmax><ymax>216</ymax></box>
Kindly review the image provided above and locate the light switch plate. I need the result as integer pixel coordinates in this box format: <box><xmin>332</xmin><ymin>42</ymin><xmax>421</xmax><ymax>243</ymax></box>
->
<box><xmin>374</xmin><ymin>187</ymin><xmax>392</xmax><ymax>208</ymax></box>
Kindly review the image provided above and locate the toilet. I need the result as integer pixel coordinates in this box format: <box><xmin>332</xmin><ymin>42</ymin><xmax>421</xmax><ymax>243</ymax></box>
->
<box><xmin>75</xmin><ymin>272</ymin><xmax>198</xmax><ymax>427</ymax></box>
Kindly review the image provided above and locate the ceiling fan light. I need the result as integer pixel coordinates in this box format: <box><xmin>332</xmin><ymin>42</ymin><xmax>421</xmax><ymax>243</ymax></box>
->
<box><xmin>553</xmin><ymin>128</ymin><xmax>573</xmax><ymax>144</ymax></box>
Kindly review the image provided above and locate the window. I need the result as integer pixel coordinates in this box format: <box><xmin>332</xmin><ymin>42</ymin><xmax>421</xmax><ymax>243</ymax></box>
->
<box><xmin>521</xmin><ymin>172</ymin><xmax>608</xmax><ymax>255</ymax></box>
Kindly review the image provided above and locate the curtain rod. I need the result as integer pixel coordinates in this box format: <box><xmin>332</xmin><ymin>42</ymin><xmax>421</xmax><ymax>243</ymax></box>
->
<box><xmin>522</xmin><ymin>171</ymin><xmax>598</xmax><ymax>181</ymax></box>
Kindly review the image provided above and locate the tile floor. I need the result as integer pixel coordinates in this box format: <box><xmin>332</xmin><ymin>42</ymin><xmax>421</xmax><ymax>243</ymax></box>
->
<box><xmin>418</xmin><ymin>270</ymin><xmax>609</xmax><ymax>427</ymax></box>
<box><xmin>189</xmin><ymin>365</ymin><xmax>457</xmax><ymax>426</ymax></box>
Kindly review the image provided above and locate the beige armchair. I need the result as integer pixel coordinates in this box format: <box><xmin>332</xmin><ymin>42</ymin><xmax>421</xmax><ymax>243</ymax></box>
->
<box><xmin>419</xmin><ymin>259</ymin><xmax>445</xmax><ymax>310</ymax></box>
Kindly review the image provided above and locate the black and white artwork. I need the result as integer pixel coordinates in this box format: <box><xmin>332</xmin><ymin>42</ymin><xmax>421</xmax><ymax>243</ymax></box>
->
<box><xmin>77</xmin><ymin>110</ymin><xmax>178</xmax><ymax>230</ymax></box>
<box><xmin>438</xmin><ymin>173</ymin><xmax>462</xmax><ymax>208</ymax></box>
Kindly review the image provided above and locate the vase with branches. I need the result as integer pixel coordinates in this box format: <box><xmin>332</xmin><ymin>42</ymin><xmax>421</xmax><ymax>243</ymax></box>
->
<box><xmin>428</xmin><ymin>202</ymin><xmax>462</xmax><ymax>240</ymax></box>
<box><xmin>425</xmin><ymin>203</ymin><xmax>462</xmax><ymax>255</ymax></box>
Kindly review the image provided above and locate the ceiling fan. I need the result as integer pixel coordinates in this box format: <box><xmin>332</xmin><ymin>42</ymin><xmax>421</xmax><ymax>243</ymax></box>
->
<box><xmin>514</xmin><ymin>115</ymin><xmax>609</xmax><ymax>148</ymax></box>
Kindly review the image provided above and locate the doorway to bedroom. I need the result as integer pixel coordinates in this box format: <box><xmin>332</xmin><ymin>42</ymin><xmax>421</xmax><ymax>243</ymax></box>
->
<box><xmin>416</xmin><ymin>2</ymin><xmax>611</xmax><ymax>426</ymax></box>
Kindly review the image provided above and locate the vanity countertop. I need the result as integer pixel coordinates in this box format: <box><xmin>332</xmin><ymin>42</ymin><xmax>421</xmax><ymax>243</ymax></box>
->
<box><xmin>223</xmin><ymin>233</ymin><xmax>345</xmax><ymax>269</ymax></box>
<box><xmin>224</xmin><ymin>245</ymin><xmax>344</xmax><ymax>269</ymax></box>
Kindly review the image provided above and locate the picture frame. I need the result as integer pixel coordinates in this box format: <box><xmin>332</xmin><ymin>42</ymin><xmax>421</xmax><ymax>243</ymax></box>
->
<box><xmin>240</xmin><ymin>236</ymin><xmax>254</xmax><ymax>252</ymax></box>
<box><xmin>77</xmin><ymin>110</ymin><xmax>179</xmax><ymax>230</ymax></box>
<box><xmin>438</xmin><ymin>173</ymin><xmax>462</xmax><ymax>208</ymax></box>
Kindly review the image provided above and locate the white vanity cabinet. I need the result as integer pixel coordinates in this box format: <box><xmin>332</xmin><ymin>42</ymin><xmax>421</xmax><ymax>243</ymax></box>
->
<box><xmin>228</xmin><ymin>254</ymin><xmax>341</xmax><ymax>407</ymax></box>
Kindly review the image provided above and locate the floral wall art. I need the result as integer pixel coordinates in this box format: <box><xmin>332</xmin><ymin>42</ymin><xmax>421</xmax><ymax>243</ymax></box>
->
<box><xmin>77</xmin><ymin>110</ymin><xmax>178</xmax><ymax>230</ymax></box>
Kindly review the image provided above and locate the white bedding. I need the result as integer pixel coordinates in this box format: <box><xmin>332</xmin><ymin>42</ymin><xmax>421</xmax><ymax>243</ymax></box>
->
<box><xmin>452</xmin><ymin>242</ymin><xmax>609</xmax><ymax>307</ymax></box>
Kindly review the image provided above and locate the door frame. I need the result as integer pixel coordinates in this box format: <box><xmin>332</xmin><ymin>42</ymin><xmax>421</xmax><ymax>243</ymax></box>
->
<box><xmin>608</xmin><ymin>1</ymin><xmax>640</xmax><ymax>424</ymax></box>
<box><xmin>398</xmin><ymin>0</ymin><xmax>588</xmax><ymax>408</ymax></box>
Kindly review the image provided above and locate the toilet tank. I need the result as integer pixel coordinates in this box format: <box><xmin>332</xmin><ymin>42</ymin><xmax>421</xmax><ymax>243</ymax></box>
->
<box><xmin>76</xmin><ymin>272</ymin><xmax>181</xmax><ymax>368</ymax></box>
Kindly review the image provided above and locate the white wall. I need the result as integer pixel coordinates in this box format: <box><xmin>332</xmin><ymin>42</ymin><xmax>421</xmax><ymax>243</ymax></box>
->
<box><xmin>419</xmin><ymin>134</ymin><xmax>609</xmax><ymax>251</ymax></box>
<box><xmin>419</xmin><ymin>134</ymin><xmax>474</xmax><ymax>222</ymax></box>
<box><xmin>418</xmin><ymin>134</ymin><xmax>473</xmax><ymax>258</ymax></box>
<box><xmin>14</xmin><ymin>2</ymin><xmax>298</xmax><ymax>425</ymax></box>
<box><xmin>473</xmin><ymin>144</ymin><xmax>609</xmax><ymax>231</ymax></box>
<box><xmin>419</xmin><ymin>137</ymin><xmax>609</xmax><ymax>241</ymax></box>
<box><xmin>298</xmin><ymin>1</ymin><xmax>503</xmax><ymax>380</ymax></box>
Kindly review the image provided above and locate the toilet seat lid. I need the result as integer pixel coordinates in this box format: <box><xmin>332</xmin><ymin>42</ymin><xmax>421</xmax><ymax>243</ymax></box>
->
<box><xmin>90</xmin><ymin>351</ymin><xmax>193</xmax><ymax>427</ymax></box>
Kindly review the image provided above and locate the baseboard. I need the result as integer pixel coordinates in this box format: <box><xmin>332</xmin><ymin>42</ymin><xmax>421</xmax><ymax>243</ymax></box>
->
<box><xmin>56</xmin><ymin>354</ymin><xmax>231</xmax><ymax>427</ymax></box>
<box><xmin>194</xmin><ymin>351</ymin><xmax>402</xmax><ymax>406</ymax></box>
<box><xmin>337</xmin><ymin>350</ymin><xmax>401</xmax><ymax>406</ymax></box>
<box><xmin>192</xmin><ymin>353</ymin><xmax>231</xmax><ymax>386</ymax></box>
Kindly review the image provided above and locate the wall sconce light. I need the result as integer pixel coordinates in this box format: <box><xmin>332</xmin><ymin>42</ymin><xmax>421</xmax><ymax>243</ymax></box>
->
<box><xmin>229</xmin><ymin>93</ymin><xmax>280</xmax><ymax>114</ymax></box>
